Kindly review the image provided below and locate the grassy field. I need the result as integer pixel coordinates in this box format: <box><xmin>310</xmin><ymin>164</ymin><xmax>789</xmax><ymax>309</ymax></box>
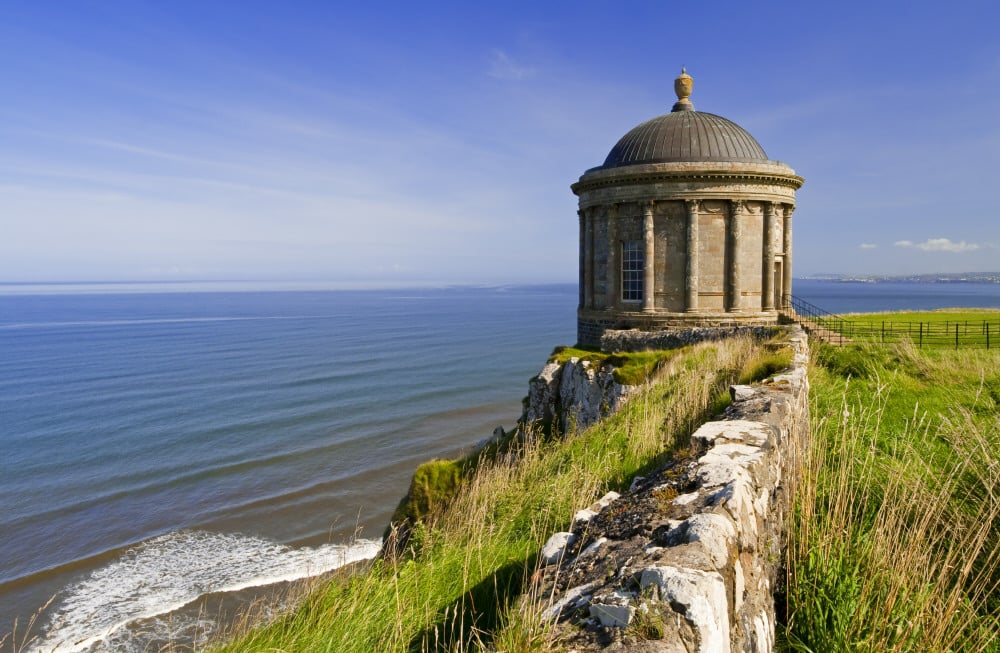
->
<box><xmin>207</xmin><ymin>335</ymin><xmax>780</xmax><ymax>653</ymax></box>
<box><xmin>827</xmin><ymin>308</ymin><xmax>1000</xmax><ymax>348</ymax></box>
<box><xmin>783</xmin><ymin>336</ymin><xmax>1000</xmax><ymax>651</ymax></box>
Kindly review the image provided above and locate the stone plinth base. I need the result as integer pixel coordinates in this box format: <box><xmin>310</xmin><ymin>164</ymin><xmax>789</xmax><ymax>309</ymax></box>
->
<box><xmin>578</xmin><ymin>309</ymin><xmax>779</xmax><ymax>349</ymax></box>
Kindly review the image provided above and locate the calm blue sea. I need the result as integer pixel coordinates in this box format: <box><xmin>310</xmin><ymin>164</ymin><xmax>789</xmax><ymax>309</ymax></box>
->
<box><xmin>0</xmin><ymin>284</ymin><xmax>576</xmax><ymax>652</ymax></box>
<box><xmin>1</xmin><ymin>280</ymin><xmax>997</xmax><ymax>651</ymax></box>
<box><xmin>794</xmin><ymin>279</ymin><xmax>1000</xmax><ymax>314</ymax></box>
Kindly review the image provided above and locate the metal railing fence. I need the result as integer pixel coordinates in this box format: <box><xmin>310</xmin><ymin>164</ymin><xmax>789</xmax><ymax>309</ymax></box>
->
<box><xmin>780</xmin><ymin>295</ymin><xmax>997</xmax><ymax>349</ymax></box>
<box><xmin>837</xmin><ymin>318</ymin><xmax>996</xmax><ymax>349</ymax></box>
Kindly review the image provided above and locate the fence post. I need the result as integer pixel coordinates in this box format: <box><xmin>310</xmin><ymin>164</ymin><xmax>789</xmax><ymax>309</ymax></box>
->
<box><xmin>919</xmin><ymin>322</ymin><xmax>923</xmax><ymax>348</ymax></box>
<box><xmin>955</xmin><ymin>324</ymin><xmax>959</xmax><ymax>350</ymax></box>
<box><xmin>881</xmin><ymin>320</ymin><xmax>885</xmax><ymax>343</ymax></box>
<box><xmin>988</xmin><ymin>323</ymin><xmax>991</xmax><ymax>350</ymax></box>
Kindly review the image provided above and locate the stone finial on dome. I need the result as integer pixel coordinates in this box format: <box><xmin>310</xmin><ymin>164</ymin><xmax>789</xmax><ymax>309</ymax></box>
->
<box><xmin>672</xmin><ymin>67</ymin><xmax>694</xmax><ymax>112</ymax></box>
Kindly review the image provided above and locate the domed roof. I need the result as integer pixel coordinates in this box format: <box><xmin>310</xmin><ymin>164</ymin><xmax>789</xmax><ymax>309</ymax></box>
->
<box><xmin>600</xmin><ymin>69</ymin><xmax>768</xmax><ymax>169</ymax></box>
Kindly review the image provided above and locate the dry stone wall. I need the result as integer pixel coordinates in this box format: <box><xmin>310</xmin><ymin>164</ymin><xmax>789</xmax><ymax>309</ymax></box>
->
<box><xmin>533</xmin><ymin>327</ymin><xmax>809</xmax><ymax>652</ymax></box>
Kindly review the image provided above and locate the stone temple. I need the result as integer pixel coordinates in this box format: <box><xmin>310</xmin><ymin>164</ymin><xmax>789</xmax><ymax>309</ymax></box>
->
<box><xmin>572</xmin><ymin>69</ymin><xmax>804</xmax><ymax>347</ymax></box>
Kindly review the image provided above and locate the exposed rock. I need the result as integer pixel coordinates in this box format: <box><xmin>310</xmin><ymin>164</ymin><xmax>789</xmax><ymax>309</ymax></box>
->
<box><xmin>574</xmin><ymin>491</ymin><xmax>620</xmax><ymax>528</ymax></box>
<box><xmin>730</xmin><ymin>384</ymin><xmax>756</xmax><ymax>402</ymax></box>
<box><xmin>640</xmin><ymin>566</ymin><xmax>730</xmax><ymax>651</ymax></box>
<box><xmin>524</xmin><ymin>362</ymin><xmax>563</xmax><ymax>423</ymax></box>
<box><xmin>540</xmin><ymin>532</ymin><xmax>577</xmax><ymax>566</ymax></box>
<box><xmin>522</xmin><ymin>358</ymin><xmax>637</xmax><ymax>435</ymax></box>
<box><xmin>540</xmin><ymin>581</ymin><xmax>598</xmax><ymax>622</ymax></box>
<box><xmin>682</xmin><ymin>513</ymin><xmax>737</xmax><ymax>569</ymax></box>
<box><xmin>589</xmin><ymin>589</ymin><xmax>636</xmax><ymax>627</ymax></box>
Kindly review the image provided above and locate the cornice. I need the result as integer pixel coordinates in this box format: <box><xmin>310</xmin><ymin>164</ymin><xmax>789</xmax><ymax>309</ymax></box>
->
<box><xmin>571</xmin><ymin>161</ymin><xmax>804</xmax><ymax>195</ymax></box>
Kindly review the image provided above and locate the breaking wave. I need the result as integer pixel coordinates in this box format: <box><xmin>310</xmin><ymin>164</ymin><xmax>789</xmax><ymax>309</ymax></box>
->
<box><xmin>29</xmin><ymin>530</ymin><xmax>380</xmax><ymax>652</ymax></box>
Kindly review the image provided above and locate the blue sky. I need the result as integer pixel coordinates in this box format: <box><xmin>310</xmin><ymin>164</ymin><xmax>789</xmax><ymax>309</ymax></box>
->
<box><xmin>2</xmin><ymin>1</ymin><xmax>998</xmax><ymax>284</ymax></box>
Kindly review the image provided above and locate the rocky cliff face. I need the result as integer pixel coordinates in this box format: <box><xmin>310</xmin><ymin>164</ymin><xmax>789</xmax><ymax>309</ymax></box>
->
<box><xmin>522</xmin><ymin>357</ymin><xmax>638</xmax><ymax>433</ymax></box>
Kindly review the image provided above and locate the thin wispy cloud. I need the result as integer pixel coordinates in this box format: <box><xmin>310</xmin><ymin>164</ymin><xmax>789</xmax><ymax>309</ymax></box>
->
<box><xmin>859</xmin><ymin>243</ymin><xmax>878</xmax><ymax>249</ymax></box>
<box><xmin>894</xmin><ymin>238</ymin><xmax>983</xmax><ymax>253</ymax></box>
<box><xmin>488</xmin><ymin>50</ymin><xmax>535</xmax><ymax>81</ymax></box>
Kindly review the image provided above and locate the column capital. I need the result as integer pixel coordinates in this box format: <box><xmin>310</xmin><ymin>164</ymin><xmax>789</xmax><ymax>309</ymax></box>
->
<box><xmin>730</xmin><ymin>198</ymin><xmax>746</xmax><ymax>215</ymax></box>
<box><xmin>764</xmin><ymin>201</ymin><xmax>777</xmax><ymax>218</ymax></box>
<box><xmin>685</xmin><ymin>198</ymin><xmax>701</xmax><ymax>213</ymax></box>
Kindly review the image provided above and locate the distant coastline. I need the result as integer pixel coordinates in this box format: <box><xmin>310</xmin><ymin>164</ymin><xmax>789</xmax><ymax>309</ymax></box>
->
<box><xmin>803</xmin><ymin>272</ymin><xmax>1000</xmax><ymax>284</ymax></box>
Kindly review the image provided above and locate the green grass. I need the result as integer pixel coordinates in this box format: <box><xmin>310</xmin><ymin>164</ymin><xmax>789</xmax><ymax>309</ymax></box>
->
<box><xmin>825</xmin><ymin>308</ymin><xmax>1000</xmax><ymax>348</ymax></box>
<box><xmin>209</xmin><ymin>334</ymin><xmax>784</xmax><ymax>653</ymax></box>
<box><xmin>738</xmin><ymin>345</ymin><xmax>793</xmax><ymax>384</ymax></box>
<box><xmin>547</xmin><ymin>346</ymin><xmax>679</xmax><ymax>386</ymax></box>
<box><xmin>840</xmin><ymin>308</ymin><xmax>1000</xmax><ymax>323</ymax></box>
<box><xmin>783</xmin><ymin>337</ymin><xmax>1000</xmax><ymax>651</ymax></box>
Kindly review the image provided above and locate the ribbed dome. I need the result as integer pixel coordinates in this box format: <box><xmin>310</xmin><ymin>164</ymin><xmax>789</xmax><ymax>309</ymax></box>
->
<box><xmin>602</xmin><ymin>110</ymin><xmax>768</xmax><ymax>168</ymax></box>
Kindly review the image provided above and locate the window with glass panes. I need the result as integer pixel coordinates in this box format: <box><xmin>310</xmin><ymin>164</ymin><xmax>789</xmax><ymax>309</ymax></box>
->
<box><xmin>621</xmin><ymin>240</ymin><xmax>644</xmax><ymax>302</ymax></box>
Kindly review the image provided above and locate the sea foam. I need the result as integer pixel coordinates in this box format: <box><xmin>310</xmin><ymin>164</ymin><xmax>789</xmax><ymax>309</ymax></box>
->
<box><xmin>29</xmin><ymin>530</ymin><xmax>380</xmax><ymax>652</ymax></box>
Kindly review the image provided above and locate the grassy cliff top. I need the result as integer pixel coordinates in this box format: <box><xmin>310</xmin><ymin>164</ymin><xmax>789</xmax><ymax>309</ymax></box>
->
<box><xmin>210</xmin><ymin>334</ymin><xmax>786</xmax><ymax>652</ymax></box>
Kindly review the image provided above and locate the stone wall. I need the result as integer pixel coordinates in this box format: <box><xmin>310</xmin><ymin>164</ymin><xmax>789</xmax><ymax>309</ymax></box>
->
<box><xmin>532</xmin><ymin>326</ymin><xmax>809</xmax><ymax>652</ymax></box>
<box><xmin>578</xmin><ymin>317</ymin><xmax>780</xmax><ymax>350</ymax></box>
<box><xmin>600</xmin><ymin>325</ymin><xmax>778</xmax><ymax>353</ymax></box>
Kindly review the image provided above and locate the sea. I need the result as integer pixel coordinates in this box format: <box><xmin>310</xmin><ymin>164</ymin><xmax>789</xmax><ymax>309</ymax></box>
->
<box><xmin>1</xmin><ymin>279</ymin><xmax>998</xmax><ymax>651</ymax></box>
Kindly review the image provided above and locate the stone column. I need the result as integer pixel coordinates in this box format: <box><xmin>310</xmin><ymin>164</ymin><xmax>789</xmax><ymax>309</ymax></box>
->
<box><xmin>727</xmin><ymin>200</ymin><xmax>744</xmax><ymax>312</ymax></box>
<box><xmin>782</xmin><ymin>205</ymin><xmax>794</xmax><ymax>310</ymax></box>
<box><xmin>606</xmin><ymin>204</ymin><xmax>619</xmax><ymax>310</ymax></box>
<box><xmin>685</xmin><ymin>199</ymin><xmax>699</xmax><ymax>312</ymax></box>
<box><xmin>762</xmin><ymin>203</ymin><xmax>776</xmax><ymax>311</ymax></box>
<box><xmin>578</xmin><ymin>209</ymin><xmax>586</xmax><ymax>309</ymax></box>
<box><xmin>643</xmin><ymin>201</ymin><xmax>655</xmax><ymax>312</ymax></box>
<box><xmin>582</xmin><ymin>208</ymin><xmax>594</xmax><ymax>309</ymax></box>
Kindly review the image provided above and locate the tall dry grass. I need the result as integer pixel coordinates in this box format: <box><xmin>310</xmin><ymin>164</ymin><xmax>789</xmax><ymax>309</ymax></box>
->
<box><xmin>785</xmin><ymin>341</ymin><xmax>1000</xmax><ymax>651</ymax></box>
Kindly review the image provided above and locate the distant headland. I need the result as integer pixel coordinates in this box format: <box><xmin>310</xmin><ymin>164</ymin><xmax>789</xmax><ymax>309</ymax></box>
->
<box><xmin>804</xmin><ymin>272</ymin><xmax>1000</xmax><ymax>284</ymax></box>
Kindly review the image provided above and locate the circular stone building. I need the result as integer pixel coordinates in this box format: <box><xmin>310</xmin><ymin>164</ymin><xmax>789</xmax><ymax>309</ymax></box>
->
<box><xmin>572</xmin><ymin>70</ymin><xmax>804</xmax><ymax>347</ymax></box>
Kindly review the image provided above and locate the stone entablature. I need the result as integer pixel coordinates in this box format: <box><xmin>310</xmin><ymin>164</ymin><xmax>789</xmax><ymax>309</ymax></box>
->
<box><xmin>571</xmin><ymin>161</ymin><xmax>803</xmax><ymax>204</ymax></box>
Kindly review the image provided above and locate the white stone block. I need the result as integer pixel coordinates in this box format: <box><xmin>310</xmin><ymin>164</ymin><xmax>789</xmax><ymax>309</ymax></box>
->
<box><xmin>540</xmin><ymin>531</ymin><xmax>577</xmax><ymax>565</ymax></box>
<box><xmin>640</xmin><ymin>566</ymin><xmax>730</xmax><ymax>653</ymax></box>
<box><xmin>691</xmin><ymin>420</ymin><xmax>771</xmax><ymax>448</ymax></box>
<box><xmin>734</xmin><ymin>558</ymin><xmax>745</xmax><ymax>614</ymax></box>
<box><xmin>673</xmin><ymin>491</ymin><xmax>700</xmax><ymax>506</ymax></box>
<box><xmin>541</xmin><ymin>581</ymin><xmax>597</xmax><ymax>622</ymax></box>
<box><xmin>590</xmin><ymin>589</ymin><xmax>635</xmax><ymax>627</ymax></box>
<box><xmin>573</xmin><ymin>508</ymin><xmax>598</xmax><ymax>525</ymax></box>
<box><xmin>684</xmin><ymin>513</ymin><xmax>737</xmax><ymax>568</ymax></box>
<box><xmin>589</xmin><ymin>601</ymin><xmax>635</xmax><ymax>628</ymax></box>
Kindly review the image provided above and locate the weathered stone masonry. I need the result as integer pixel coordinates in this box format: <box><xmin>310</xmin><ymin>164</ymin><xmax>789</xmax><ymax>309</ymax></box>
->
<box><xmin>531</xmin><ymin>326</ymin><xmax>809</xmax><ymax>652</ymax></box>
